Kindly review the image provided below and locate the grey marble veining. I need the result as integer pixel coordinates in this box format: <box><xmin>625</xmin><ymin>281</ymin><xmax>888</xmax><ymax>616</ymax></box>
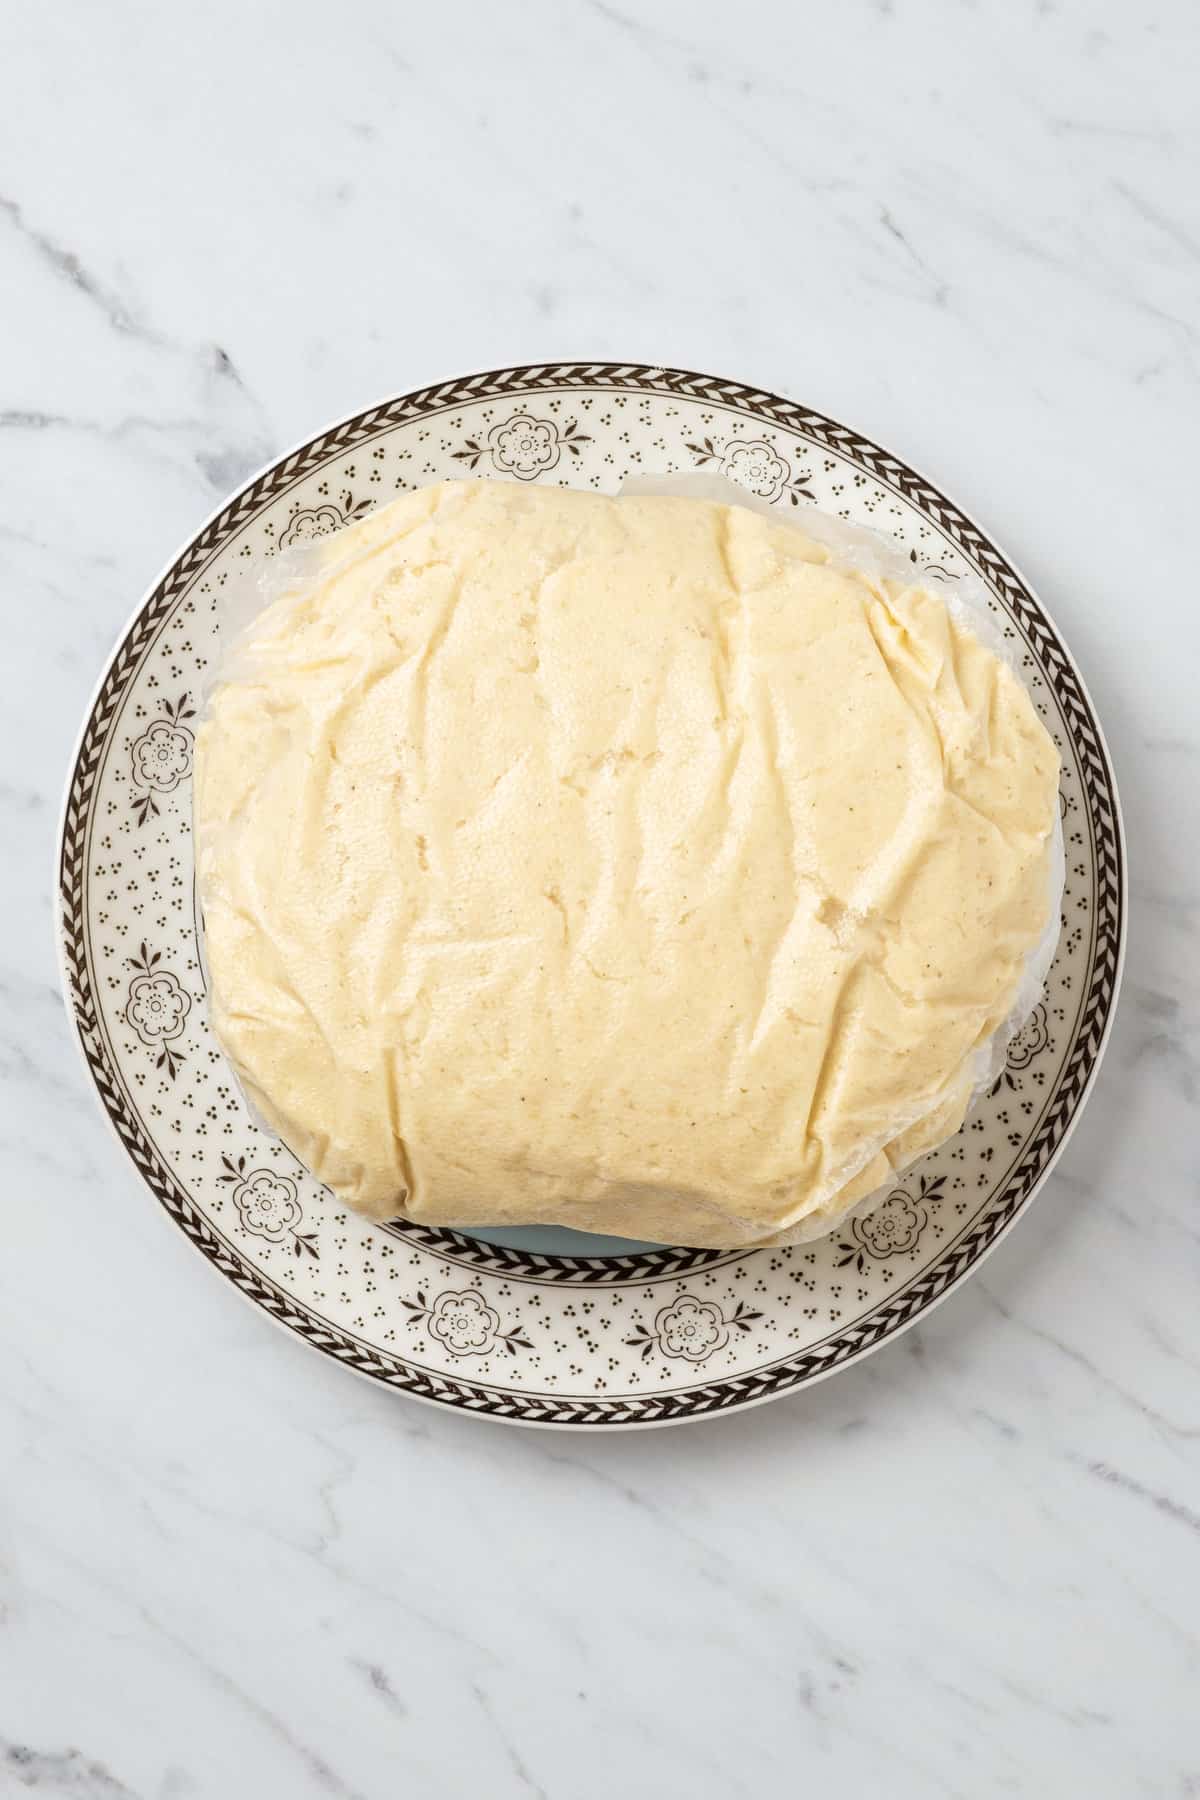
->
<box><xmin>2</xmin><ymin>2</ymin><xmax>1198</xmax><ymax>1795</ymax></box>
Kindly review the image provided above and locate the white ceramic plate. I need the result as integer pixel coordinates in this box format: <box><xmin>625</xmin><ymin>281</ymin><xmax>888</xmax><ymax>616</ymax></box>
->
<box><xmin>58</xmin><ymin>363</ymin><xmax>1125</xmax><ymax>1428</ymax></box>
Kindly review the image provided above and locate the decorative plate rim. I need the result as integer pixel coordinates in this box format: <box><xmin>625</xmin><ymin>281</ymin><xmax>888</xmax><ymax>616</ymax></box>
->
<box><xmin>55</xmin><ymin>360</ymin><xmax>1127</xmax><ymax>1429</ymax></box>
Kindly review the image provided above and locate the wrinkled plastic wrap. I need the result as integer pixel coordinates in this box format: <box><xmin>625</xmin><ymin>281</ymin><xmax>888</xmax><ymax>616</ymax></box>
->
<box><xmin>616</xmin><ymin>472</ymin><xmax>1065</xmax><ymax>1239</ymax></box>
<box><xmin>196</xmin><ymin>477</ymin><xmax>1064</xmax><ymax>1244</ymax></box>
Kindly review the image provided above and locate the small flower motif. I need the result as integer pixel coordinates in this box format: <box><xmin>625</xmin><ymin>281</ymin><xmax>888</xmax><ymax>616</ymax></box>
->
<box><xmin>275</xmin><ymin>492</ymin><xmax>373</xmax><ymax>551</ymax></box>
<box><xmin>233</xmin><ymin>1170</ymin><xmax>303</xmax><ymax>1243</ymax></box>
<box><xmin>836</xmin><ymin>1174</ymin><xmax>944</xmax><ymax>1274</ymax></box>
<box><xmin>625</xmin><ymin>1296</ymin><xmax>762</xmax><ymax>1363</ymax></box>
<box><xmin>278</xmin><ymin>504</ymin><xmax>345</xmax><ymax>549</ymax></box>
<box><xmin>428</xmin><ymin>1289</ymin><xmax>500</xmax><ymax>1354</ymax></box>
<box><xmin>686</xmin><ymin>435</ymin><xmax>812</xmax><ymax>506</ymax></box>
<box><xmin>402</xmin><ymin>1287</ymin><xmax>532</xmax><ymax>1357</ymax></box>
<box><xmin>657</xmin><ymin>1297</ymin><xmax>729</xmax><ymax>1361</ymax></box>
<box><xmin>721</xmin><ymin>439</ymin><xmax>790</xmax><ymax>501</ymax></box>
<box><xmin>857</xmin><ymin>1192</ymin><xmax>925</xmax><ymax>1258</ymax></box>
<box><xmin>489</xmin><ymin>413</ymin><xmax>560</xmax><ymax>479</ymax></box>
<box><xmin>127</xmin><ymin>973</ymin><xmax>191</xmax><ymax>1042</ymax></box>
<box><xmin>218</xmin><ymin>1155</ymin><xmax>319</xmax><ymax>1256</ymax></box>
<box><xmin>130</xmin><ymin>694</ymin><xmax>195</xmax><ymax>823</ymax></box>
<box><xmin>132</xmin><ymin>722</ymin><xmax>193</xmax><ymax>792</ymax></box>
<box><xmin>1006</xmin><ymin>1002</ymin><xmax>1050</xmax><ymax>1071</ymax></box>
<box><xmin>452</xmin><ymin>413</ymin><xmax>590</xmax><ymax>479</ymax></box>
<box><xmin>125</xmin><ymin>944</ymin><xmax>191</xmax><ymax>1076</ymax></box>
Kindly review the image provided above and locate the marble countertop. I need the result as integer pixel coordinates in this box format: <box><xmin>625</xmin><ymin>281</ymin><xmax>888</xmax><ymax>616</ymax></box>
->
<box><xmin>4</xmin><ymin>2</ymin><xmax>1198</xmax><ymax>1794</ymax></box>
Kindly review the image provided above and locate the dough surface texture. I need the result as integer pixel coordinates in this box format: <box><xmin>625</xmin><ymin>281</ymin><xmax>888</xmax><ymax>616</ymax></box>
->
<box><xmin>195</xmin><ymin>480</ymin><xmax>1059</xmax><ymax>1247</ymax></box>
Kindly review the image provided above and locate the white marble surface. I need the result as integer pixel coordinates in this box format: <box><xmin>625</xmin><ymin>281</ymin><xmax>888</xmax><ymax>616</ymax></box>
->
<box><xmin>3</xmin><ymin>1</ymin><xmax>1198</xmax><ymax>1793</ymax></box>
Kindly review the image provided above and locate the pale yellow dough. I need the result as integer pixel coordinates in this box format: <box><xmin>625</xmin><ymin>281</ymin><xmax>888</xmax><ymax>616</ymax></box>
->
<box><xmin>195</xmin><ymin>480</ymin><xmax>1059</xmax><ymax>1247</ymax></box>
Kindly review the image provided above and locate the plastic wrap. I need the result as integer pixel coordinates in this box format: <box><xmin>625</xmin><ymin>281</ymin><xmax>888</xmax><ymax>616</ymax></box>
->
<box><xmin>616</xmin><ymin>472</ymin><xmax>1065</xmax><ymax>1239</ymax></box>
<box><xmin>196</xmin><ymin>478</ymin><xmax>1064</xmax><ymax>1244</ymax></box>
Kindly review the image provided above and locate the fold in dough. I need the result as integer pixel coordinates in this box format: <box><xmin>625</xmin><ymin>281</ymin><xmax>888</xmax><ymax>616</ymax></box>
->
<box><xmin>195</xmin><ymin>480</ymin><xmax>1060</xmax><ymax>1247</ymax></box>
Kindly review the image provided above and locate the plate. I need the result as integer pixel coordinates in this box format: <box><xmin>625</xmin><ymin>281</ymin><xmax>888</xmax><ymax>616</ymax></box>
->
<box><xmin>57</xmin><ymin>363</ymin><xmax>1125</xmax><ymax>1428</ymax></box>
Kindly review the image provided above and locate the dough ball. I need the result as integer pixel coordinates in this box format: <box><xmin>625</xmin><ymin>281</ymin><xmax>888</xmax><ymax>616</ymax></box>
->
<box><xmin>195</xmin><ymin>481</ymin><xmax>1059</xmax><ymax>1247</ymax></box>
